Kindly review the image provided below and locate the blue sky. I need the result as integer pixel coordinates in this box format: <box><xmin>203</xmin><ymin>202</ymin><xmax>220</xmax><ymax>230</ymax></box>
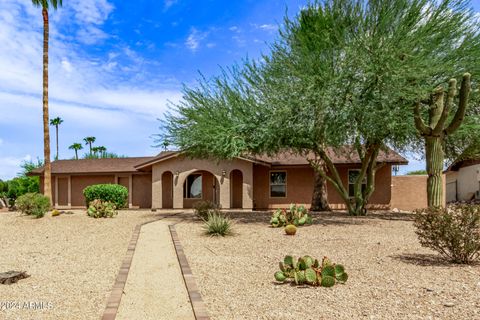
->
<box><xmin>0</xmin><ymin>0</ymin><xmax>479</xmax><ymax>179</ymax></box>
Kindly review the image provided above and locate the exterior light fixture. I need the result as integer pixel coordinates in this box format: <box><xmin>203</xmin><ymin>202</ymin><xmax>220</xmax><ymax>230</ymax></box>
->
<box><xmin>175</xmin><ymin>171</ymin><xmax>179</xmax><ymax>177</ymax></box>
<box><xmin>222</xmin><ymin>170</ymin><xmax>226</xmax><ymax>177</ymax></box>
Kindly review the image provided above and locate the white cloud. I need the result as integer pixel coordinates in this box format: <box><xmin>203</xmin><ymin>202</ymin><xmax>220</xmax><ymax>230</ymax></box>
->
<box><xmin>253</xmin><ymin>23</ymin><xmax>277</xmax><ymax>32</ymax></box>
<box><xmin>164</xmin><ymin>0</ymin><xmax>179</xmax><ymax>11</ymax></box>
<box><xmin>185</xmin><ymin>28</ymin><xmax>208</xmax><ymax>52</ymax></box>
<box><xmin>0</xmin><ymin>155</ymin><xmax>31</xmax><ymax>180</ymax></box>
<box><xmin>61</xmin><ymin>59</ymin><xmax>73</xmax><ymax>73</ymax></box>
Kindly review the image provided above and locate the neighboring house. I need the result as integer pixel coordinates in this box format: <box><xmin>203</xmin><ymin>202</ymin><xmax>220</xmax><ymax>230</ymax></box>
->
<box><xmin>30</xmin><ymin>148</ymin><xmax>408</xmax><ymax>210</ymax></box>
<box><xmin>445</xmin><ymin>157</ymin><xmax>480</xmax><ymax>202</ymax></box>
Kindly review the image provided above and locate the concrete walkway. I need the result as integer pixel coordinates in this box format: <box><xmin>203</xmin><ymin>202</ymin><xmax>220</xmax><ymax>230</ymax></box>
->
<box><xmin>115</xmin><ymin>219</ymin><xmax>195</xmax><ymax>320</ymax></box>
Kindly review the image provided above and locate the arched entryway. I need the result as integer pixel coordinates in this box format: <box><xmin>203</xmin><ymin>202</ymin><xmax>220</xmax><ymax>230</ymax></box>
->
<box><xmin>183</xmin><ymin>170</ymin><xmax>219</xmax><ymax>208</ymax></box>
<box><xmin>162</xmin><ymin>171</ymin><xmax>173</xmax><ymax>209</ymax></box>
<box><xmin>230</xmin><ymin>169</ymin><xmax>243</xmax><ymax>209</ymax></box>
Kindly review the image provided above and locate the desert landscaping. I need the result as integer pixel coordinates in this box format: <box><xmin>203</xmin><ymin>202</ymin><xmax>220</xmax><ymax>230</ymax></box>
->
<box><xmin>176</xmin><ymin>211</ymin><xmax>480</xmax><ymax>320</ymax></box>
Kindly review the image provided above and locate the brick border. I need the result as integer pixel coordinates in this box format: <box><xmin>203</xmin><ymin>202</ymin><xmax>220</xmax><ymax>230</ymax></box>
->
<box><xmin>169</xmin><ymin>225</ymin><xmax>210</xmax><ymax>320</ymax></box>
<box><xmin>101</xmin><ymin>214</ymin><xmax>175</xmax><ymax>320</ymax></box>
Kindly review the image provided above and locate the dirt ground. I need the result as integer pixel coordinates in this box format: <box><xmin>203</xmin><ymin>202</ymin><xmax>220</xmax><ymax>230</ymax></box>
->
<box><xmin>176</xmin><ymin>211</ymin><xmax>480</xmax><ymax>320</ymax></box>
<box><xmin>0</xmin><ymin>210</ymin><xmax>156</xmax><ymax>320</ymax></box>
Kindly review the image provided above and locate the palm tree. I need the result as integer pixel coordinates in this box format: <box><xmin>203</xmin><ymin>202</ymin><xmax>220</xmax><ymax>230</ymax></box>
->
<box><xmin>69</xmin><ymin>143</ymin><xmax>83</xmax><ymax>160</ymax></box>
<box><xmin>50</xmin><ymin>116</ymin><xmax>63</xmax><ymax>160</ymax></box>
<box><xmin>83</xmin><ymin>136</ymin><xmax>96</xmax><ymax>155</ymax></box>
<box><xmin>91</xmin><ymin>146</ymin><xmax>100</xmax><ymax>157</ymax></box>
<box><xmin>97</xmin><ymin>146</ymin><xmax>107</xmax><ymax>157</ymax></box>
<box><xmin>32</xmin><ymin>0</ymin><xmax>63</xmax><ymax>204</ymax></box>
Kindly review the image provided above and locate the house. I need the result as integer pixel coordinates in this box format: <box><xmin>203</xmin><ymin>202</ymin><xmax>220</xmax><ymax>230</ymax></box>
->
<box><xmin>30</xmin><ymin>148</ymin><xmax>408</xmax><ymax>210</ymax></box>
<box><xmin>445</xmin><ymin>156</ymin><xmax>480</xmax><ymax>202</ymax></box>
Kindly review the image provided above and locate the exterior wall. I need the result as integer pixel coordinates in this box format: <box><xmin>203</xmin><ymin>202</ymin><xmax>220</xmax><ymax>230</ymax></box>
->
<box><xmin>132</xmin><ymin>174</ymin><xmax>152</xmax><ymax>208</ymax></box>
<box><xmin>151</xmin><ymin>157</ymin><xmax>254</xmax><ymax>209</ymax></box>
<box><xmin>455</xmin><ymin>164</ymin><xmax>480</xmax><ymax>201</ymax></box>
<box><xmin>390</xmin><ymin>175</ymin><xmax>446</xmax><ymax>211</ymax></box>
<box><xmin>253</xmin><ymin>164</ymin><xmax>392</xmax><ymax>210</ymax></box>
<box><xmin>71</xmin><ymin>175</ymin><xmax>115</xmax><ymax>207</ymax></box>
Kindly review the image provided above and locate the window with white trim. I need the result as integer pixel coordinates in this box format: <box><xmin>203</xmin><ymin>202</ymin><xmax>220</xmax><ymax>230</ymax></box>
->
<box><xmin>270</xmin><ymin>171</ymin><xmax>287</xmax><ymax>197</ymax></box>
<box><xmin>348</xmin><ymin>169</ymin><xmax>367</xmax><ymax>198</ymax></box>
<box><xmin>184</xmin><ymin>174</ymin><xmax>202</xmax><ymax>199</ymax></box>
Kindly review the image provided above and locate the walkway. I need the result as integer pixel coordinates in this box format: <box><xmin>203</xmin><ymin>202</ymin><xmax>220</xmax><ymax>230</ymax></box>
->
<box><xmin>115</xmin><ymin>218</ymin><xmax>195</xmax><ymax>320</ymax></box>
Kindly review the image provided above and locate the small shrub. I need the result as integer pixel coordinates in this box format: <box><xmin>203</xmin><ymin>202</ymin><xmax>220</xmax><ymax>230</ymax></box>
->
<box><xmin>202</xmin><ymin>210</ymin><xmax>234</xmax><ymax>236</ymax></box>
<box><xmin>274</xmin><ymin>255</ymin><xmax>348</xmax><ymax>287</ymax></box>
<box><xmin>414</xmin><ymin>205</ymin><xmax>480</xmax><ymax>264</ymax></box>
<box><xmin>15</xmin><ymin>193</ymin><xmax>50</xmax><ymax>218</ymax></box>
<box><xmin>87</xmin><ymin>199</ymin><xmax>118</xmax><ymax>218</ymax></box>
<box><xmin>193</xmin><ymin>200</ymin><xmax>220</xmax><ymax>219</ymax></box>
<box><xmin>270</xmin><ymin>203</ymin><xmax>312</xmax><ymax>227</ymax></box>
<box><xmin>83</xmin><ymin>184</ymin><xmax>128</xmax><ymax>208</ymax></box>
<box><xmin>284</xmin><ymin>224</ymin><xmax>297</xmax><ymax>235</ymax></box>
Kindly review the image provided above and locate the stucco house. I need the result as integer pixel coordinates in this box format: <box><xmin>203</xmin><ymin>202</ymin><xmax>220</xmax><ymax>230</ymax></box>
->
<box><xmin>445</xmin><ymin>156</ymin><xmax>480</xmax><ymax>202</ymax></box>
<box><xmin>30</xmin><ymin>148</ymin><xmax>408</xmax><ymax>210</ymax></box>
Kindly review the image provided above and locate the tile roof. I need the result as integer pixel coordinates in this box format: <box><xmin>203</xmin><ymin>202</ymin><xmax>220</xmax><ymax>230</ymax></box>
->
<box><xmin>30</xmin><ymin>147</ymin><xmax>407</xmax><ymax>175</ymax></box>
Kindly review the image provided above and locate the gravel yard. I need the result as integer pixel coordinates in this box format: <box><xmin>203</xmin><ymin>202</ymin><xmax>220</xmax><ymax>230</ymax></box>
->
<box><xmin>176</xmin><ymin>211</ymin><xmax>480</xmax><ymax>320</ymax></box>
<box><xmin>0</xmin><ymin>210</ymin><xmax>156</xmax><ymax>320</ymax></box>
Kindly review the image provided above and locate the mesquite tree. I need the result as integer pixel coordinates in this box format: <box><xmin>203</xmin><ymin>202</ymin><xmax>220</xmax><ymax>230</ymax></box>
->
<box><xmin>414</xmin><ymin>74</ymin><xmax>472</xmax><ymax>207</ymax></box>
<box><xmin>161</xmin><ymin>0</ymin><xmax>480</xmax><ymax>215</ymax></box>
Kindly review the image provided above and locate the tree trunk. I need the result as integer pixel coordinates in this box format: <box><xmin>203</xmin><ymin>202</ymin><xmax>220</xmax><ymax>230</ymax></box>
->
<box><xmin>310</xmin><ymin>169</ymin><xmax>330</xmax><ymax>211</ymax></box>
<box><xmin>42</xmin><ymin>9</ymin><xmax>52</xmax><ymax>205</ymax></box>
<box><xmin>74</xmin><ymin>149</ymin><xmax>78</xmax><ymax>160</ymax></box>
<box><xmin>425</xmin><ymin>136</ymin><xmax>444</xmax><ymax>207</ymax></box>
<box><xmin>55</xmin><ymin>125</ymin><xmax>59</xmax><ymax>160</ymax></box>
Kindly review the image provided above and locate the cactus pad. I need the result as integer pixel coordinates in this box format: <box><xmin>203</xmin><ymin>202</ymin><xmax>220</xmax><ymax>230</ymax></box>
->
<box><xmin>322</xmin><ymin>265</ymin><xmax>335</xmax><ymax>278</ymax></box>
<box><xmin>302</xmin><ymin>255</ymin><xmax>314</xmax><ymax>268</ymax></box>
<box><xmin>294</xmin><ymin>270</ymin><xmax>306</xmax><ymax>285</ymax></box>
<box><xmin>320</xmin><ymin>275</ymin><xmax>335</xmax><ymax>287</ymax></box>
<box><xmin>305</xmin><ymin>268</ymin><xmax>317</xmax><ymax>285</ymax></box>
<box><xmin>334</xmin><ymin>264</ymin><xmax>345</xmax><ymax>275</ymax></box>
<box><xmin>274</xmin><ymin>271</ymin><xmax>287</xmax><ymax>282</ymax></box>
<box><xmin>336</xmin><ymin>272</ymin><xmax>348</xmax><ymax>283</ymax></box>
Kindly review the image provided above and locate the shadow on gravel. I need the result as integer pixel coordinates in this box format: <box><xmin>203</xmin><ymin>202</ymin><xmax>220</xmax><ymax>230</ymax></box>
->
<box><xmin>389</xmin><ymin>253</ymin><xmax>477</xmax><ymax>267</ymax></box>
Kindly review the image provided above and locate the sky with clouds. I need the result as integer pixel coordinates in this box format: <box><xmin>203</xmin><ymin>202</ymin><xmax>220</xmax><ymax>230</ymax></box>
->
<box><xmin>0</xmin><ymin>0</ymin><xmax>479</xmax><ymax>180</ymax></box>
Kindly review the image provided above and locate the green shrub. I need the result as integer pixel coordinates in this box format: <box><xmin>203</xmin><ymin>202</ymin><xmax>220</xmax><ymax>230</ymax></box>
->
<box><xmin>87</xmin><ymin>199</ymin><xmax>118</xmax><ymax>218</ymax></box>
<box><xmin>274</xmin><ymin>255</ymin><xmax>348</xmax><ymax>287</ymax></box>
<box><xmin>414</xmin><ymin>205</ymin><xmax>480</xmax><ymax>264</ymax></box>
<box><xmin>193</xmin><ymin>200</ymin><xmax>220</xmax><ymax>219</ymax></box>
<box><xmin>83</xmin><ymin>184</ymin><xmax>128</xmax><ymax>208</ymax></box>
<box><xmin>284</xmin><ymin>224</ymin><xmax>297</xmax><ymax>235</ymax></box>
<box><xmin>15</xmin><ymin>193</ymin><xmax>50</xmax><ymax>218</ymax></box>
<box><xmin>202</xmin><ymin>210</ymin><xmax>234</xmax><ymax>237</ymax></box>
<box><xmin>270</xmin><ymin>203</ymin><xmax>312</xmax><ymax>227</ymax></box>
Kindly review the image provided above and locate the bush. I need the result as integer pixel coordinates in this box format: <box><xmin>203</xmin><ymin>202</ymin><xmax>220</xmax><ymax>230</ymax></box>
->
<box><xmin>83</xmin><ymin>184</ymin><xmax>128</xmax><ymax>208</ymax></box>
<box><xmin>202</xmin><ymin>210</ymin><xmax>234</xmax><ymax>236</ymax></box>
<box><xmin>193</xmin><ymin>200</ymin><xmax>220</xmax><ymax>219</ymax></box>
<box><xmin>15</xmin><ymin>193</ymin><xmax>50</xmax><ymax>218</ymax></box>
<box><xmin>87</xmin><ymin>199</ymin><xmax>118</xmax><ymax>218</ymax></box>
<box><xmin>414</xmin><ymin>205</ymin><xmax>480</xmax><ymax>264</ymax></box>
<box><xmin>284</xmin><ymin>224</ymin><xmax>297</xmax><ymax>235</ymax></box>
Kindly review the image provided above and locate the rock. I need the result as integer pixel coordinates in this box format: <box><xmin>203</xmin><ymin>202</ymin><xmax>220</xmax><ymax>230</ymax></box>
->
<box><xmin>444</xmin><ymin>302</ymin><xmax>455</xmax><ymax>307</ymax></box>
<box><xmin>392</xmin><ymin>208</ymin><xmax>400</xmax><ymax>213</ymax></box>
<box><xmin>0</xmin><ymin>271</ymin><xmax>30</xmax><ymax>285</ymax></box>
<box><xmin>425</xmin><ymin>287</ymin><xmax>434</xmax><ymax>292</ymax></box>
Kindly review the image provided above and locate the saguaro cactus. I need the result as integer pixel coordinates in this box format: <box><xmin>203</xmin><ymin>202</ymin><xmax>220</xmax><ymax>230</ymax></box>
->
<box><xmin>414</xmin><ymin>73</ymin><xmax>472</xmax><ymax>207</ymax></box>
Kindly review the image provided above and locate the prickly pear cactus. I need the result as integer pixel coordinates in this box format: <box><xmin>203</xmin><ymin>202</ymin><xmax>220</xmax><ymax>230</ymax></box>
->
<box><xmin>273</xmin><ymin>255</ymin><xmax>348</xmax><ymax>288</ymax></box>
<box><xmin>269</xmin><ymin>204</ymin><xmax>313</xmax><ymax>228</ymax></box>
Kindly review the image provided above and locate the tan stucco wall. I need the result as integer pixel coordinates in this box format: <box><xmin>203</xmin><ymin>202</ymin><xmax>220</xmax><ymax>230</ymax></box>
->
<box><xmin>390</xmin><ymin>175</ymin><xmax>446</xmax><ymax>211</ymax></box>
<box><xmin>151</xmin><ymin>156</ymin><xmax>254</xmax><ymax>209</ymax></box>
<box><xmin>253</xmin><ymin>164</ymin><xmax>392</xmax><ymax>210</ymax></box>
<box><xmin>132</xmin><ymin>174</ymin><xmax>152</xmax><ymax>208</ymax></box>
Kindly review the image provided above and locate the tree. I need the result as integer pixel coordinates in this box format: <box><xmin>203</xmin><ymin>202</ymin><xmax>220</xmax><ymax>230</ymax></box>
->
<box><xmin>49</xmin><ymin>116</ymin><xmax>63</xmax><ymax>160</ymax></box>
<box><xmin>31</xmin><ymin>0</ymin><xmax>63</xmax><ymax>204</ymax></box>
<box><xmin>69</xmin><ymin>143</ymin><xmax>83</xmax><ymax>159</ymax></box>
<box><xmin>414</xmin><ymin>74</ymin><xmax>472</xmax><ymax>207</ymax></box>
<box><xmin>83</xmin><ymin>136</ymin><xmax>96</xmax><ymax>155</ymax></box>
<box><xmin>162</xmin><ymin>0</ymin><xmax>480</xmax><ymax>215</ymax></box>
<box><xmin>96</xmin><ymin>146</ymin><xmax>107</xmax><ymax>157</ymax></box>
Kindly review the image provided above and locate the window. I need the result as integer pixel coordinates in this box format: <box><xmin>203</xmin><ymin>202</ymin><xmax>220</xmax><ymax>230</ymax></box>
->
<box><xmin>270</xmin><ymin>171</ymin><xmax>287</xmax><ymax>198</ymax></box>
<box><xmin>184</xmin><ymin>174</ymin><xmax>202</xmax><ymax>199</ymax></box>
<box><xmin>348</xmin><ymin>170</ymin><xmax>366</xmax><ymax>198</ymax></box>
